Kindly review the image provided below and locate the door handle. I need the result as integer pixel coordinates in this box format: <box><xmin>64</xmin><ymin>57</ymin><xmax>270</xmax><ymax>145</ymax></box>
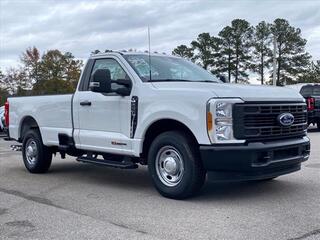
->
<box><xmin>80</xmin><ymin>101</ymin><xmax>92</xmax><ymax>106</ymax></box>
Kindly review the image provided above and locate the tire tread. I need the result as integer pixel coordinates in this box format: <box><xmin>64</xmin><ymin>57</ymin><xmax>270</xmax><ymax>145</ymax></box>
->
<box><xmin>148</xmin><ymin>130</ymin><xmax>206</xmax><ymax>199</ymax></box>
<box><xmin>22</xmin><ymin>129</ymin><xmax>52</xmax><ymax>173</ymax></box>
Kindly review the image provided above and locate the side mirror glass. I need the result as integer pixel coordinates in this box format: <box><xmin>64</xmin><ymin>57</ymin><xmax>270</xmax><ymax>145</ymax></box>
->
<box><xmin>90</xmin><ymin>69</ymin><xmax>111</xmax><ymax>92</ymax></box>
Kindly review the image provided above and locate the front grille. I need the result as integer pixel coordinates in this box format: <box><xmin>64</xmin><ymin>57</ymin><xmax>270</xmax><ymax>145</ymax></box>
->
<box><xmin>233</xmin><ymin>103</ymin><xmax>307</xmax><ymax>141</ymax></box>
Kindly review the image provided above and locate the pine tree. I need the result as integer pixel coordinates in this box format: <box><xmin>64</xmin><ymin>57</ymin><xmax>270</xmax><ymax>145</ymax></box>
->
<box><xmin>251</xmin><ymin>21</ymin><xmax>272</xmax><ymax>84</ymax></box>
<box><xmin>191</xmin><ymin>33</ymin><xmax>221</xmax><ymax>71</ymax></box>
<box><xmin>298</xmin><ymin>60</ymin><xmax>320</xmax><ymax>83</ymax></box>
<box><xmin>218</xmin><ymin>26</ymin><xmax>235</xmax><ymax>82</ymax></box>
<box><xmin>172</xmin><ymin>45</ymin><xmax>194</xmax><ymax>59</ymax></box>
<box><xmin>271</xmin><ymin>18</ymin><xmax>311</xmax><ymax>85</ymax></box>
<box><xmin>219</xmin><ymin>19</ymin><xmax>253</xmax><ymax>83</ymax></box>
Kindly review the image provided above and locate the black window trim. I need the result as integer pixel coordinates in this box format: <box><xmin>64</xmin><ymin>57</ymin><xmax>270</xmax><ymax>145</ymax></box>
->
<box><xmin>82</xmin><ymin>57</ymin><xmax>133</xmax><ymax>95</ymax></box>
<box><xmin>78</xmin><ymin>59</ymin><xmax>94</xmax><ymax>91</ymax></box>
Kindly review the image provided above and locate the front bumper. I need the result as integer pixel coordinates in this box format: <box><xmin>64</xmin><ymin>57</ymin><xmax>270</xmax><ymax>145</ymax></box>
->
<box><xmin>200</xmin><ymin>136</ymin><xmax>310</xmax><ymax>181</ymax></box>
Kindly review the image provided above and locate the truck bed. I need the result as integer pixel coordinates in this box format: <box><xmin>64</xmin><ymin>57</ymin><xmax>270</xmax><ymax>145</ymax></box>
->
<box><xmin>9</xmin><ymin>94</ymin><xmax>73</xmax><ymax>146</ymax></box>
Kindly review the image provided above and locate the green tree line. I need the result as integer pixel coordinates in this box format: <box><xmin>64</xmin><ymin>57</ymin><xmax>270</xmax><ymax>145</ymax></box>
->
<box><xmin>0</xmin><ymin>47</ymin><xmax>83</xmax><ymax>105</ymax></box>
<box><xmin>172</xmin><ymin>18</ymin><xmax>319</xmax><ymax>85</ymax></box>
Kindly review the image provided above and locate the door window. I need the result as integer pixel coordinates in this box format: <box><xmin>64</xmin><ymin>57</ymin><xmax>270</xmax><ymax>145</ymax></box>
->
<box><xmin>89</xmin><ymin>58</ymin><xmax>130</xmax><ymax>91</ymax></box>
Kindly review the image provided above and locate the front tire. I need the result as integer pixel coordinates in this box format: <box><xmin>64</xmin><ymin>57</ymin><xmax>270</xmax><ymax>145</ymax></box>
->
<box><xmin>148</xmin><ymin>131</ymin><xmax>206</xmax><ymax>199</ymax></box>
<box><xmin>22</xmin><ymin>129</ymin><xmax>52</xmax><ymax>173</ymax></box>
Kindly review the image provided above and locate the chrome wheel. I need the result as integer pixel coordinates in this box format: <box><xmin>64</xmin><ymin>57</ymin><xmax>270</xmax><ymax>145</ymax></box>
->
<box><xmin>155</xmin><ymin>146</ymin><xmax>184</xmax><ymax>187</ymax></box>
<box><xmin>25</xmin><ymin>139</ymin><xmax>38</xmax><ymax>165</ymax></box>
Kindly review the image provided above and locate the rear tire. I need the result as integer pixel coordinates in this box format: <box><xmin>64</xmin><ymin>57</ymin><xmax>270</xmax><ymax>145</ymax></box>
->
<box><xmin>22</xmin><ymin>129</ymin><xmax>52</xmax><ymax>173</ymax></box>
<box><xmin>148</xmin><ymin>131</ymin><xmax>206</xmax><ymax>199</ymax></box>
<box><xmin>317</xmin><ymin>121</ymin><xmax>320</xmax><ymax>131</ymax></box>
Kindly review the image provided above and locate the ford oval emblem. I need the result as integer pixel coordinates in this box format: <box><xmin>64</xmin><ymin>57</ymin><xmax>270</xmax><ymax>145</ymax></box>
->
<box><xmin>278</xmin><ymin>113</ymin><xmax>295</xmax><ymax>126</ymax></box>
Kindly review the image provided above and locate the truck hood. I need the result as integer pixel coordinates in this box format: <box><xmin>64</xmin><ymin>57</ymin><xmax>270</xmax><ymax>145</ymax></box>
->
<box><xmin>151</xmin><ymin>82</ymin><xmax>304</xmax><ymax>102</ymax></box>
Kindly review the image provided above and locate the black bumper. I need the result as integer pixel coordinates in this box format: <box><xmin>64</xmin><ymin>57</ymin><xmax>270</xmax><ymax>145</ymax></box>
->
<box><xmin>200</xmin><ymin>136</ymin><xmax>310</xmax><ymax>181</ymax></box>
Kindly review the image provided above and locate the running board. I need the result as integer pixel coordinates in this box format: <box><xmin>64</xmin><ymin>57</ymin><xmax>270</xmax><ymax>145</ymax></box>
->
<box><xmin>76</xmin><ymin>156</ymin><xmax>138</xmax><ymax>169</ymax></box>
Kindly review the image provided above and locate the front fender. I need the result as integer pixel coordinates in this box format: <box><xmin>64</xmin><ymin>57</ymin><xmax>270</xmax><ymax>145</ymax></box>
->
<box><xmin>135</xmin><ymin>101</ymin><xmax>211</xmax><ymax>145</ymax></box>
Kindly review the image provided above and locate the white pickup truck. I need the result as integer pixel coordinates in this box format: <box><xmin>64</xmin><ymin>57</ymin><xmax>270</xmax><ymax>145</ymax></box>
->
<box><xmin>5</xmin><ymin>51</ymin><xmax>310</xmax><ymax>199</ymax></box>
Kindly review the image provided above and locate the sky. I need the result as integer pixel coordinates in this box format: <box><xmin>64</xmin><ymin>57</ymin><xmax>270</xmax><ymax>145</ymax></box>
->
<box><xmin>0</xmin><ymin>0</ymin><xmax>320</xmax><ymax>71</ymax></box>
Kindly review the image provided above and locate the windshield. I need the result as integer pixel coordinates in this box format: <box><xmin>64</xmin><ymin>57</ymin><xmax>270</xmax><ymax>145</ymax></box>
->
<box><xmin>123</xmin><ymin>54</ymin><xmax>220</xmax><ymax>83</ymax></box>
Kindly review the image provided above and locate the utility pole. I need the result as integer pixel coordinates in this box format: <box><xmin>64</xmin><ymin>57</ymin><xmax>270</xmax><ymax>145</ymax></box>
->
<box><xmin>148</xmin><ymin>26</ymin><xmax>152</xmax><ymax>81</ymax></box>
<box><xmin>272</xmin><ymin>35</ymin><xmax>277</xmax><ymax>86</ymax></box>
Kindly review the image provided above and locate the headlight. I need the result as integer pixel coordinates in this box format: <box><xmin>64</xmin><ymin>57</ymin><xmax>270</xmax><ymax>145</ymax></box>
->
<box><xmin>207</xmin><ymin>98</ymin><xmax>244</xmax><ymax>143</ymax></box>
<box><xmin>216</xmin><ymin>102</ymin><xmax>233</xmax><ymax>118</ymax></box>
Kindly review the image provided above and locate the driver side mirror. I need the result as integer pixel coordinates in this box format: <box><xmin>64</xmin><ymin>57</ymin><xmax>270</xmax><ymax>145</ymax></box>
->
<box><xmin>114</xmin><ymin>79</ymin><xmax>132</xmax><ymax>96</ymax></box>
<box><xmin>114</xmin><ymin>87</ymin><xmax>131</xmax><ymax>96</ymax></box>
<box><xmin>89</xmin><ymin>69</ymin><xmax>112</xmax><ymax>93</ymax></box>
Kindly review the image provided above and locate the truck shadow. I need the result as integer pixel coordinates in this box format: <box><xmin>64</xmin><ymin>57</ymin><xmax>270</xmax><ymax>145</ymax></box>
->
<box><xmin>195</xmin><ymin>178</ymin><xmax>305</xmax><ymax>202</ymax></box>
<box><xmin>47</xmin><ymin>160</ymin><xmax>307</xmax><ymax>202</ymax></box>
<box><xmin>49</xmin><ymin>161</ymin><xmax>153</xmax><ymax>191</ymax></box>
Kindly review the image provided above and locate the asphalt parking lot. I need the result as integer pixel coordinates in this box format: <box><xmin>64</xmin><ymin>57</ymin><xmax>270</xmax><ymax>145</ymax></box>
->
<box><xmin>0</xmin><ymin>130</ymin><xmax>319</xmax><ymax>240</ymax></box>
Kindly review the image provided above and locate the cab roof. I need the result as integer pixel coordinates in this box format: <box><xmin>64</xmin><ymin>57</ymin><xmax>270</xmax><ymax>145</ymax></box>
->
<box><xmin>90</xmin><ymin>50</ymin><xmax>178</xmax><ymax>59</ymax></box>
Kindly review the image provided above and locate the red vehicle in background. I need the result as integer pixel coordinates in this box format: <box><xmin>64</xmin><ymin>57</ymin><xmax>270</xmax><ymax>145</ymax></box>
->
<box><xmin>288</xmin><ymin>83</ymin><xmax>320</xmax><ymax>130</ymax></box>
<box><xmin>297</xmin><ymin>84</ymin><xmax>320</xmax><ymax>130</ymax></box>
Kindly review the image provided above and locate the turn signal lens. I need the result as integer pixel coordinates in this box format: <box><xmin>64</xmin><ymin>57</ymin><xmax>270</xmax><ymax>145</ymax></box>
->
<box><xmin>307</xmin><ymin>97</ymin><xmax>315</xmax><ymax>111</ymax></box>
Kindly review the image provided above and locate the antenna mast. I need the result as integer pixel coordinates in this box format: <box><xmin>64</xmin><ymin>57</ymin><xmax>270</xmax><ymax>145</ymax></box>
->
<box><xmin>148</xmin><ymin>26</ymin><xmax>152</xmax><ymax>81</ymax></box>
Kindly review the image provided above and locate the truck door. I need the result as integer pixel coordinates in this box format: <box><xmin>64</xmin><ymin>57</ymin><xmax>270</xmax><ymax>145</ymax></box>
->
<box><xmin>73</xmin><ymin>57</ymin><xmax>133</xmax><ymax>155</ymax></box>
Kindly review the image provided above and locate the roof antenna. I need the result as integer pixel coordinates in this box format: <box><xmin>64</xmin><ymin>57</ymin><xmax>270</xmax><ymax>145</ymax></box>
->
<box><xmin>148</xmin><ymin>26</ymin><xmax>152</xmax><ymax>81</ymax></box>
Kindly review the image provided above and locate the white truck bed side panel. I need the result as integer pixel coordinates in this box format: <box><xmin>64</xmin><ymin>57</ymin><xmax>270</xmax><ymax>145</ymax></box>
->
<box><xmin>9</xmin><ymin>94</ymin><xmax>73</xmax><ymax>146</ymax></box>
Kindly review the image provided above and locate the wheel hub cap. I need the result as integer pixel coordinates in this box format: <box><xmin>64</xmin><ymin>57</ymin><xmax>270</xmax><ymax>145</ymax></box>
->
<box><xmin>163</xmin><ymin>157</ymin><xmax>178</xmax><ymax>175</ymax></box>
<box><xmin>27</xmin><ymin>146</ymin><xmax>35</xmax><ymax>157</ymax></box>
<box><xmin>25</xmin><ymin>140</ymin><xmax>37</xmax><ymax>165</ymax></box>
<box><xmin>155</xmin><ymin>146</ymin><xmax>184</xmax><ymax>187</ymax></box>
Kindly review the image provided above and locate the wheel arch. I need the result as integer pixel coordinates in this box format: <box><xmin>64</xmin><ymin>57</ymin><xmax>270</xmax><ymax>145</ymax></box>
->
<box><xmin>19</xmin><ymin>116</ymin><xmax>40</xmax><ymax>142</ymax></box>
<box><xmin>141</xmin><ymin>118</ymin><xmax>199</xmax><ymax>159</ymax></box>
